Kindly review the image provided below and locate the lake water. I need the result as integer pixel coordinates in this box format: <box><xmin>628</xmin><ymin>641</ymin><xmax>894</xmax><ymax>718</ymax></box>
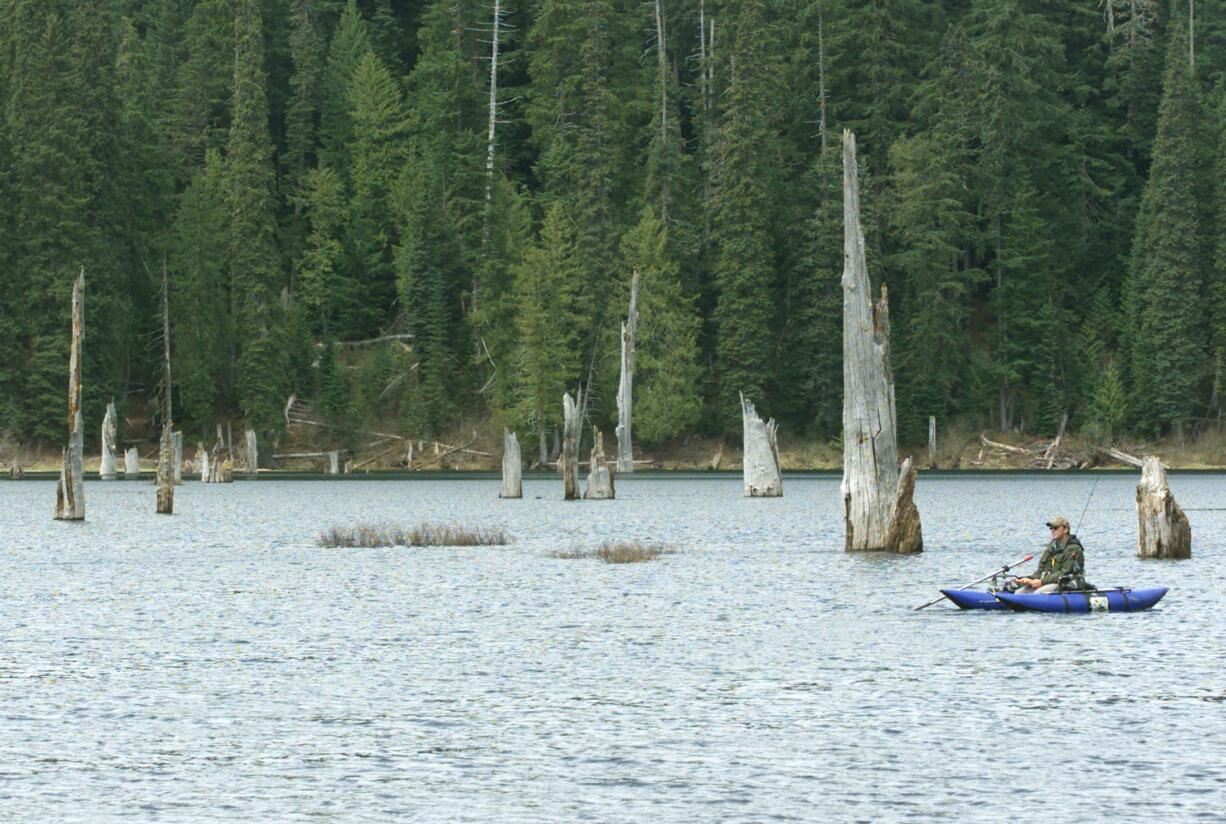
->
<box><xmin>1</xmin><ymin>473</ymin><xmax>1223</xmax><ymax>822</ymax></box>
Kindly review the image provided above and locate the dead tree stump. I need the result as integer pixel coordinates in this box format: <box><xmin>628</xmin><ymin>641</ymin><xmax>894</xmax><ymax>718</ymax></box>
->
<box><xmin>562</xmin><ymin>392</ymin><xmax>580</xmax><ymax>500</ymax></box>
<box><xmin>100</xmin><ymin>399</ymin><xmax>118</xmax><ymax>480</ymax></box>
<box><xmin>840</xmin><ymin>131</ymin><xmax>921</xmax><ymax>553</ymax></box>
<box><xmin>156</xmin><ymin>425</ymin><xmax>174</xmax><ymax>514</ymax></box>
<box><xmin>124</xmin><ymin>448</ymin><xmax>141</xmax><ymax>479</ymax></box>
<box><xmin>740</xmin><ymin>392</ymin><xmax>782</xmax><ymax>497</ymax></box>
<box><xmin>244</xmin><ymin>429</ymin><xmax>258</xmax><ymax>477</ymax></box>
<box><xmin>173</xmin><ymin>431</ymin><xmax>184</xmax><ymax>485</ymax></box>
<box><xmin>197</xmin><ymin>443</ymin><xmax>210</xmax><ymax>483</ymax></box>
<box><xmin>501</xmin><ymin>430</ymin><xmax>522</xmax><ymax>498</ymax></box>
<box><xmin>55</xmin><ymin>270</ymin><xmax>85</xmax><ymax>521</ymax></box>
<box><xmin>328</xmin><ymin>451</ymin><xmax>340</xmax><ymax>475</ymax></box>
<box><xmin>584</xmin><ymin>428</ymin><xmax>615</xmax><ymax>500</ymax></box>
<box><xmin>1137</xmin><ymin>456</ymin><xmax>1191</xmax><ymax>559</ymax></box>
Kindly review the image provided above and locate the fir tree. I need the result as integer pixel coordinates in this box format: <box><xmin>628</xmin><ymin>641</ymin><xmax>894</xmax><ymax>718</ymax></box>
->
<box><xmin>1127</xmin><ymin>7</ymin><xmax>1206</xmax><ymax>436</ymax></box>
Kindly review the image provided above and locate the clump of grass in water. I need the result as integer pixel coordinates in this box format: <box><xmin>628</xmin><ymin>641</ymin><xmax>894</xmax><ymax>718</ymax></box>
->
<box><xmin>552</xmin><ymin>540</ymin><xmax>678</xmax><ymax>564</ymax></box>
<box><xmin>318</xmin><ymin>522</ymin><xmax>510</xmax><ymax>548</ymax></box>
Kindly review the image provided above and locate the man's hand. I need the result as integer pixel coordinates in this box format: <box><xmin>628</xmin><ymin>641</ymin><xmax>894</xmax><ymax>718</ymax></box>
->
<box><xmin>1015</xmin><ymin>577</ymin><xmax>1041</xmax><ymax>588</ymax></box>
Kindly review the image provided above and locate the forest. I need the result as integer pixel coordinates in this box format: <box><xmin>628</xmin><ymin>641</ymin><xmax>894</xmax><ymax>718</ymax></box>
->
<box><xmin>2</xmin><ymin>0</ymin><xmax>1225</xmax><ymax>458</ymax></box>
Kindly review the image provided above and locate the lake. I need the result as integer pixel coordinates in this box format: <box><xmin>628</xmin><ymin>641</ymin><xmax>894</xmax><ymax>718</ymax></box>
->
<box><xmin>1</xmin><ymin>474</ymin><xmax>1223</xmax><ymax>822</ymax></box>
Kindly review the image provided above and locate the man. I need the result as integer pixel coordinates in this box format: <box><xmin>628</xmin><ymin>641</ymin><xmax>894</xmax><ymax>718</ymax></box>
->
<box><xmin>1014</xmin><ymin>516</ymin><xmax>1086</xmax><ymax>593</ymax></box>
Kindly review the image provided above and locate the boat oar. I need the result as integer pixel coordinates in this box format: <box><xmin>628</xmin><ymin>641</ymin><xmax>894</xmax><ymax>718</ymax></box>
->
<box><xmin>913</xmin><ymin>554</ymin><xmax>1034</xmax><ymax>610</ymax></box>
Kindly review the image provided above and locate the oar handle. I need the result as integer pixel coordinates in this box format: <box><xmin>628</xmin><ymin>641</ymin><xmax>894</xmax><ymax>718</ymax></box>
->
<box><xmin>913</xmin><ymin>554</ymin><xmax>1034</xmax><ymax>610</ymax></box>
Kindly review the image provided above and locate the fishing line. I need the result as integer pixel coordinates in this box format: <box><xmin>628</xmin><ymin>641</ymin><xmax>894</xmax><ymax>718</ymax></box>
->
<box><xmin>1074</xmin><ymin>474</ymin><xmax>1101</xmax><ymax>534</ymax></box>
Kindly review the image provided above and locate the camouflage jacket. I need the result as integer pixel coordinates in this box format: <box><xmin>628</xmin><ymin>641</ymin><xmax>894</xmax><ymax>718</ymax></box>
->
<box><xmin>1033</xmin><ymin>535</ymin><xmax>1086</xmax><ymax>589</ymax></box>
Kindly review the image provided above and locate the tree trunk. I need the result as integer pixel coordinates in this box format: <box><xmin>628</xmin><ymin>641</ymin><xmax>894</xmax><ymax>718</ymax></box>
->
<box><xmin>583</xmin><ymin>427</ymin><xmax>615</xmax><ymax>499</ymax></box>
<box><xmin>100</xmin><ymin>399</ymin><xmax>118</xmax><ymax>480</ymax></box>
<box><xmin>198</xmin><ymin>443</ymin><xmax>210</xmax><ymax>482</ymax></box>
<box><xmin>840</xmin><ymin>131</ymin><xmax>921</xmax><ymax>553</ymax></box>
<box><xmin>209</xmin><ymin>425</ymin><xmax>233</xmax><ymax>483</ymax></box>
<box><xmin>741</xmin><ymin>392</ymin><xmax>781</xmax><ymax>497</ymax></box>
<box><xmin>616</xmin><ymin>269</ymin><xmax>639</xmax><ymax>473</ymax></box>
<box><xmin>501</xmin><ymin>429</ymin><xmax>522</xmax><ymax>498</ymax></box>
<box><xmin>173</xmin><ymin>431</ymin><xmax>184</xmax><ymax>484</ymax></box>
<box><xmin>55</xmin><ymin>270</ymin><xmax>85</xmax><ymax>521</ymax></box>
<box><xmin>1137</xmin><ymin>456</ymin><xmax>1191</xmax><ymax>559</ymax></box>
<box><xmin>328</xmin><ymin>450</ymin><xmax>340</xmax><ymax>475</ymax></box>
<box><xmin>124</xmin><ymin>448</ymin><xmax>141</xmax><ymax>479</ymax></box>
<box><xmin>927</xmin><ymin>416</ymin><xmax>937</xmax><ymax>469</ymax></box>
<box><xmin>562</xmin><ymin>392</ymin><xmax>580</xmax><ymax>500</ymax></box>
<box><xmin>156</xmin><ymin>424</ymin><xmax>174</xmax><ymax>514</ymax></box>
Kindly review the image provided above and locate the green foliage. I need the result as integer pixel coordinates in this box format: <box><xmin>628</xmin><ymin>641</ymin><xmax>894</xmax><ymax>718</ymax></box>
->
<box><xmin>620</xmin><ymin>208</ymin><xmax>701</xmax><ymax>446</ymax></box>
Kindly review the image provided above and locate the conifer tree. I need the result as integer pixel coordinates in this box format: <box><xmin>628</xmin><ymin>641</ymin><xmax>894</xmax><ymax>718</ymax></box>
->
<box><xmin>620</xmin><ymin>207</ymin><xmax>701</xmax><ymax>445</ymax></box>
<box><xmin>711</xmin><ymin>0</ymin><xmax>785</xmax><ymax>426</ymax></box>
<box><xmin>171</xmin><ymin>149</ymin><xmax>232</xmax><ymax>428</ymax></box>
<box><xmin>296</xmin><ymin>165</ymin><xmax>349</xmax><ymax>336</ymax></box>
<box><xmin>283</xmin><ymin>0</ymin><xmax>327</xmax><ymax>271</ymax></box>
<box><xmin>1127</xmin><ymin>7</ymin><xmax>1206</xmax><ymax>435</ymax></box>
<box><xmin>229</xmin><ymin>0</ymin><xmax>288</xmax><ymax>433</ymax></box>
<box><xmin>318</xmin><ymin>0</ymin><xmax>371</xmax><ymax>178</ymax></box>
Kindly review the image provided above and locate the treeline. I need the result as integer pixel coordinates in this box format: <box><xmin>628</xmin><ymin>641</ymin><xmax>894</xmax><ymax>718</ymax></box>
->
<box><xmin>2</xmin><ymin>0</ymin><xmax>1225</xmax><ymax>452</ymax></box>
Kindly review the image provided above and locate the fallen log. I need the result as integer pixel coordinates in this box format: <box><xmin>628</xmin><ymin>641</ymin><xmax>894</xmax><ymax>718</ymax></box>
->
<box><xmin>54</xmin><ymin>270</ymin><xmax>85</xmax><ymax>521</ymax></box>
<box><xmin>1137</xmin><ymin>456</ymin><xmax>1191</xmax><ymax>559</ymax></box>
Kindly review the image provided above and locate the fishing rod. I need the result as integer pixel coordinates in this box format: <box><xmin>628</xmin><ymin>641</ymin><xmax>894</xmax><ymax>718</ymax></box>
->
<box><xmin>1074</xmin><ymin>474</ymin><xmax>1101</xmax><ymax>535</ymax></box>
<box><xmin>913</xmin><ymin>553</ymin><xmax>1034</xmax><ymax>610</ymax></box>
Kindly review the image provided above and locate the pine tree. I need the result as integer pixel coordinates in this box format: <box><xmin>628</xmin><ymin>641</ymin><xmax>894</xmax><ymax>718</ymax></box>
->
<box><xmin>509</xmin><ymin>203</ymin><xmax>585</xmax><ymax>451</ymax></box>
<box><xmin>283</xmin><ymin>0</ymin><xmax>327</xmax><ymax>271</ymax></box>
<box><xmin>171</xmin><ymin>0</ymin><xmax>234</xmax><ymax>181</ymax></box>
<box><xmin>171</xmin><ymin>149</ymin><xmax>232</xmax><ymax>428</ymax></box>
<box><xmin>1127</xmin><ymin>7</ymin><xmax>1206</xmax><ymax>436</ymax></box>
<box><xmin>620</xmin><ymin>207</ymin><xmax>701</xmax><ymax>445</ymax></box>
<box><xmin>296</xmin><ymin>165</ymin><xmax>349</xmax><ymax>336</ymax></box>
<box><xmin>711</xmin><ymin>0</ymin><xmax>785</xmax><ymax>427</ymax></box>
<box><xmin>229</xmin><ymin>0</ymin><xmax>288</xmax><ymax>434</ymax></box>
<box><xmin>318</xmin><ymin>0</ymin><xmax>371</xmax><ymax>178</ymax></box>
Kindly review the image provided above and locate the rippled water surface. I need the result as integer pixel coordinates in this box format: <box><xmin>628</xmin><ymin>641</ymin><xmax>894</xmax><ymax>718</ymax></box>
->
<box><xmin>1</xmin><ymin>473</ymin><xmax>1223</xmax><ymax>822</ymax></box>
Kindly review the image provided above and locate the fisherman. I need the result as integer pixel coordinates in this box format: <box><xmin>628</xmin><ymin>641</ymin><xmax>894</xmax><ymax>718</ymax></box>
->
<box><xmin>1013</xmin><ymin>516</ymin><xmax>1086</xmax><ymax>593</ymax></box>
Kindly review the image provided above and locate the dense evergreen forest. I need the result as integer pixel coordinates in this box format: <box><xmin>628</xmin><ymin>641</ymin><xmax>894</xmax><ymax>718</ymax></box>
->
<box><xmin>3</xmin><ymin>0</ymin><xmax>1226</xmax><ymax>456</ymax></box>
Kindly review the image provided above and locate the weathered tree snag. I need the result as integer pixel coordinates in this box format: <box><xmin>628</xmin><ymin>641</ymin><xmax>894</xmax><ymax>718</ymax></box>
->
<box><xmin>328</xmin><ymin>450</ymin><xmax>340</xmax><ymax>475</ymax></box>
<box><xmin>55</xmin><ymin>270</ymin><xmax>85</xmax><ymax>521</ymax></box>
<box><xmin>156</xmin><ymin>426</ymin><xmax>174</xmax><ymax>514</ymax></box>
<box><xmin>125</xmin><ymin>448</ymin><xmax>140</xmax><ymax>479</ymax></box>
<box><xmin>197</xmin><ymin>443</ymin><xmax>210</xmax><ymax>482</ymax></box>
<box><xmin>244</xmin><ymin>429</ymin><xmax>258</xmax><ymax>477</ymax></box>
<box><xmin>583</xmin><ymin>428</ymin><xmax>615</xmax><ymax>499</ymax></box>
<box><xmin>156</xmin><ymin>262</ymin><xmax>174</xmax><ymax>514</ymax></box>
<box><xmin>616</xmin><ymin>269</ymin><xmax>640</xmax><ymax>473</ymax></box>
<box><xmin>562</xmin><ymin>392</ymin><xmax>580</xmax><ymax>500</ymax></box>
<box><xmin>840</xmin><ymin>131</ymin><xmax>922</xmax><ymax>553</ymax></box>
<box><xmin>740</xmin><ymin>392</ymin><xmax>782</xmax><ymax>497</ymax></box>
<box><xmin>1137</xmin><ymin>456</ymin><xmax>1191</xmax><ymax>559</ymax></box>
<box><xmin>927</xmin><ymin>417</ymin><xmax>937</xmax><ymax>470</ymax></box>
<box><xmin>100</xmin><ymin>399</ymin><xmax>118</xmax><ymax>480</ymax></box>
<box><xmin>209</xmin><ymin>425</ymin><xmax>233</xmax><ymax>483</ymax></box>
<box><xmin>173</xmin><ymin>431</ymin><xmax>183</xmax><ymax>485</ymax></box>
<box><xmin>501</xmin><ymin>429</ymin><xmax>522</xmax><ymax>498</ymax></box>
<box><xmin>9</xmin><ymin>463</ymin><xmax>23</xmax><ymax>480</ymax></box>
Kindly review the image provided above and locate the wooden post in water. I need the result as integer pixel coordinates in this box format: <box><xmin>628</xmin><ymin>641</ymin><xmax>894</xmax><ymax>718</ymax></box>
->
<box><xmin>100</xmin><ymin>399</ymin><xmax>118</xmax><ymax>480</ymax></box>
<box><xmin>840</xmin><ymin>131</ymin><xmax>922</xmax><ymax>553</ymax></box>
<box><xmin>927</xmin><ymin>417</ymin><xmax>937</xmax><ymax>470</ymax></box>
<box><xmin>562</xmin><ymin>392</ymin><xmax>580</xmax><ymax>500</ymax></box>
<box><xmin>740</xmin><ymin>392</ymin><xmax>781</xmax><ymax>497</ymax></box>
<box><xmin>616</xmin><ymin>269</ymin><xmax>640</xmax><ymax>473</ymax></box>
<box><xmin>501</xmin><ymin>430</ymin><xmax>522</xmax><ymax>498</ymax></box>
<box><xmin>1137</xmin><ymin>456</ymin><xmax>1191</xmax><ymax>559</ymax></box>
<box><xmin>583</xmin><ymin>428</ymin><xmax>615</xmax><ymax>499</ymax></box>
<box><xmin>54</xmin><ymin>269</ymin><xmax>85</xmax><ymax>521</ymax></box>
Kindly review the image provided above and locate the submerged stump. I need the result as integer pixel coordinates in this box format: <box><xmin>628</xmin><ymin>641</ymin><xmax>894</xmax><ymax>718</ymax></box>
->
<box><xmin>583</xmin><ymin>428</ymin><xmax>615</xmax><ymax>500</ymax></box>
<box><xmin>1137</xmin><ymin>456</ymin><xmax>1191</xmax><ymax>559</ymax></box>
<box><xmin>173</xmin><ymin>431</ymin><xmax>184</xmax><ymax>485</ymax></box>
<box><xmin>616</xmin><ymin>269</ymin><xmax>639</xmax><ymax>474</ymax></box>
<box><xmin>244</xmin><ymin>429</ymin><xmax>258</xmax><ymax>477</ymax></box>
<box><xmin>501</xmin><ymin>430</ymin><xmax>522</xmax><ymax>498</ymax></box>
<box><xmin>562</xmin><ymin>392</ymin><xmax>580</xmax><ymax>500</ymax></box>
<box><xmin>156</xmin><ymin>425</ymin><xmax>174</xmax><ymax>514</ymax></box>
<box><xmin>124</xmin><ymin>448</ymin><xmax>140</xmax><ymax>480</ymax></box>
<box><xmin>840</xmin><ymin>130</ymin><xmax>921</xmax><ymax>553</ymax></box>
<box><xmin>740</xmin><ymin>392</ymin><xmax>782</xmax><ymax>497</ymax></box>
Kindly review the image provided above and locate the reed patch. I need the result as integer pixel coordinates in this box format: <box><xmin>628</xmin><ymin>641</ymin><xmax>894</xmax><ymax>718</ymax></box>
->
<box><xmin>318</xmin><ymin>522</ymin><xmax>510</xmax><ymax>548</ymax></box>
<box><xmin>552</xmin><ymin>540</ymin><xmax>679</xmax><ymax>564</ymax></box>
